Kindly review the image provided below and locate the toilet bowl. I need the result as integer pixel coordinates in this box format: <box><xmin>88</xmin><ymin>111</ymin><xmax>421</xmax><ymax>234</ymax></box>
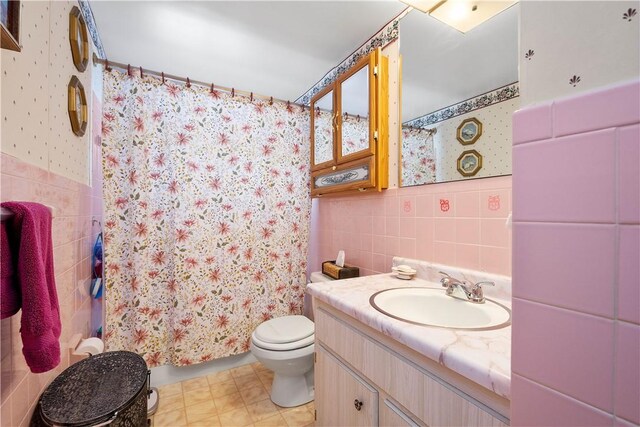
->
<box><xmin>250</xmin><ymin>273</ymin><xmax>334</xmax><ymax>407</ymax></box>
<box><xmin>250</xmin><ymin>315</ymin><xmax>315</xmax><ymax>407</ymax></box>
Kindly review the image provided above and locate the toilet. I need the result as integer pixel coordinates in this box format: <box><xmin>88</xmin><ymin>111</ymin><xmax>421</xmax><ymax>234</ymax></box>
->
<box><xmin>250</xmin><ymin>272</ymin><xmax>334</xmax><ymax>407</ymax></box>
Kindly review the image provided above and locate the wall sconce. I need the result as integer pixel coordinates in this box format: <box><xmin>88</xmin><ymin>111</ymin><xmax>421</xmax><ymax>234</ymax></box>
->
<box><xmin>400</xmin><ymin>0</ymin><xmax>518</xmax><ymax>33</ymax></box>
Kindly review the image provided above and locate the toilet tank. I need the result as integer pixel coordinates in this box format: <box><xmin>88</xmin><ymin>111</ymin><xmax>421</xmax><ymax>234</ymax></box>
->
<box><xmin>310</xmin><ymin>271</ymin><xmax>334</xmax><ymax>283</ymax></box>
<box><xmin>304</xmin><ymin>271</ymin><xmax>334</xmax><ymax>320</ymax></box>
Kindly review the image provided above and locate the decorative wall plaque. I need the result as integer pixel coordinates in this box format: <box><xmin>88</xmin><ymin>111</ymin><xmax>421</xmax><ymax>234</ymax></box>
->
<box><xmin>457</xmin><ymin>150</ymin><xmax>483</xmax><ymax>177</ymax></box>
<box><xmin>456</xmin><ymin>117</ymin><xmax>482</xmax><ymax>145</ymax></box>
<box><xmin>1</xmin><ymin>0</ymin><xmax>20</xmax><ymax>51</ymax></box>
<box><xmin>69</xmin><ymin>6</ymin><xmax>89</xmax><ymax>72</ymax></box>
<box><xmin>68</xmin><ymin>76</ymin><xmax>88</xmax><ymax>136</ymax></box>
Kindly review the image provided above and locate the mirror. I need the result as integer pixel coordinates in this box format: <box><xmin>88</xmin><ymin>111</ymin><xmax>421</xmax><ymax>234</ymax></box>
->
<box><xmin>312</xmin><ymin>89</ymin><xmax>334</xmax><ymax>168</ymax></box>
<box><xmin>340</xmin><ymin>65</ymin><xmax>370</xmax><ymax>158</ymax></box>
<box><xmin>400</xmin><ymin>5</ymin><xmax>519</xmax><ymax>187</ymax></box>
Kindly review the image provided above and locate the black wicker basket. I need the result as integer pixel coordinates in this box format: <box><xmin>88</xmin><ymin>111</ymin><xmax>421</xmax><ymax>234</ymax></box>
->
<box><xmin>37</xmin><ymin>351</ymin><xmax>148</xmax><ymax>427</ymax></box>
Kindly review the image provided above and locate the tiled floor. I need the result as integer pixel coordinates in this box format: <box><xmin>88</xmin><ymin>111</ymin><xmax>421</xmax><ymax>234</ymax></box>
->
<box><xmin>151</xmin><ymin>362</ymin><xmax>315</xmax><ymax>427</ymax></box>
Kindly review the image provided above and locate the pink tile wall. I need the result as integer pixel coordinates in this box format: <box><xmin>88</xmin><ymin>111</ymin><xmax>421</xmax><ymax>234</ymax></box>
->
<box><xmin>511</xmin><ymin>79</ymin><xmax>640</xmax><ymax>426</ymax></box>
<box><xmin>310</xmin><ymin>175</ymin><xmax>512</xmax><ymax>277</ymax></box>
<box><xmin>0</xmin><ymin>153</ymin><xmax>103</xmax><ymax>426</ymax></box>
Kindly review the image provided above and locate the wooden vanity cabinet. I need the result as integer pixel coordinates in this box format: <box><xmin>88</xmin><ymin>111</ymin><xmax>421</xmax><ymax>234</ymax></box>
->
<box><xmin>310</xmin><ymin>48</ymin><xmax>389</xmax><ymax>197</ymax></box>
<box><xmin>313</xmin><ymin>300</ymin><xmax>510</xmax><ymax>427</ymax></box>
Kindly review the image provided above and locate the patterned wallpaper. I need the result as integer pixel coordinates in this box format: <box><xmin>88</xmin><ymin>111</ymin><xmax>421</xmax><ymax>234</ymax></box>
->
<box><xmin>1</xmin><ymin>0</ymin><xmax>95</xmax><ymax>185</ymax></box>
<box><xmin>432</xmin><ymin>97</ymin><xmax>519</xmax><ymax>183</ymax></box>
<box><xmin>296</xmin><ymin>8</ymin><xmax>409</xmax><ymax>106</ymax></box>
<box><xmin>78</xmin><ymin>0</ymin><xmax>105</xmax><ymax>59</ymax></box>
<box><xmin>519</xmin><ymin>1</ymin><xmax>639</xmax><ymax>106</ymax></box>
<box><xmin>404</xmin><ymin>83</ymin><xmax>519</xmax><ymax>128</ymax></box>
<box><xmin>401</xmin><ymin>86</ymin><xmax>519</xmax><ymax>186</ymax></box>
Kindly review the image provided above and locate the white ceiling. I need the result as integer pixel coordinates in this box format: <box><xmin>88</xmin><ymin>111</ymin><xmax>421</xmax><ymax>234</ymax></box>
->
<box><xmin>90</xmin><ymin>1</ymin><xmax>407</xmax><ymax>102</ymax></box>
<box><xmin>400</xmin><ymin>4</ymin><xmax>519</xmax><ymax>122</ymax></box>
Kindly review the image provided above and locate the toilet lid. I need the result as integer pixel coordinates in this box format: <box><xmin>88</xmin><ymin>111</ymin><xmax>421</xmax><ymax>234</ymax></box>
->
<box><xmin>252</xmin><ymin>332</ymin><xmax>314</xmax><ymax>351</ymax></box>
<box><xmin>254</xmin><ymin>315</ymin><xmax>314</xmax><ymax>344</ymax></box>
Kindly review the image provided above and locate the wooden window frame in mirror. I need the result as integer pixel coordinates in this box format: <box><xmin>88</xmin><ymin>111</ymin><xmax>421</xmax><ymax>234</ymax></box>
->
<box><xmin>68</xmin><ymin>76</ymin><xmax>88</xmax><ymax>136</ymax></box>
<box><xmin>1</xmin><ymin>0</ymin><xmax>20</xmax><ymax>52</ymax></box>
<box><xmin>69</xmin><ymin>6</ymin><xmax>89</xmax><ymax>72</ymax></box>
<box><xmin>310</xmin><ymin>85</ymin><xmax>337</xmax><ymax>172</ymax></box>
<box><xmin>457</xmin><ymin>149</ymin><xmax>483</xmax><ymax>177</ymax></box>
<box><xmin>456</xmin><ymin>117</ymin><xmax>483</xmax><ymax>145</ymax></box>
<box><xmin>336</xmin><ymin>53</ymin><xmax>377</xmax><ymax>165</ymax></box>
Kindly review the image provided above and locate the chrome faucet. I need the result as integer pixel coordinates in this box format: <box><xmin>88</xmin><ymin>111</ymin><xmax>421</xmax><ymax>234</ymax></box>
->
<box><xmin>439</xmin><ymin>271</ymin><xmax>494</xmax><ymax>304</ymax></box>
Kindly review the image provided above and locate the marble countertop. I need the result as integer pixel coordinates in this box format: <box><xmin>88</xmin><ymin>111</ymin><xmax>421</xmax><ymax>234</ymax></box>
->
<box><xmin>307</xmin><ymin>273</ymin><xmax>511</xmax><ymax>399</ymax></box>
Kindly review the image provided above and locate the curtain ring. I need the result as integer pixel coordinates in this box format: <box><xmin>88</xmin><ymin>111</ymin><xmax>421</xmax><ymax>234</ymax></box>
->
<box><xmin>287</xmin><ymin>100</ymin><xmax>290</xmax><ymax>109</ymax></box>
<box><xmin>161</xmin><ymin>72</ymin><xmax>165</xmax><ymax>85</ymax></box>
<box><xmin>186</xmin><ymin>77</ymin><xmax>191</xmax><ymax>88</ymax></box>
<box><xmin>105</xmin><ymin>59</ymin><xmax>112</xmax><ymax>72</ymax></box>
<box><xmin>231</xmin><ymin>88</ymin><xmax>235</xmax><ymax>98</ymax></box>
<box><xmin>300</xmin><ymin>104</ymin><xmax>305</xmax><ymax>112</ymax></box>
<box><xmin>250</xmin><ymin>92</ymin><xmax>253</xmax><ymax>102</ymax></box>
<box><xmin>127</xmin><ymin>64</ymin><xmax>131</xmax><ymax>76</ymax></box>
<box><xmin>357</xmin><ymin>114</ymin><xmax>360</xmax><ymax>122</ymax></box>
<box><xmin>139</xmin><ymin>66</ymin><xmax>143</xmax><ymax>78</ymax></box>
<box><xmin>210</xmin><ymin>83</ymin><xmax>214</xmax><ymax>93</ymax></box>
<box><xmin>269</xmin><ymin>96</ymin><xmax>273</xmax><ymax>105</ymax></box>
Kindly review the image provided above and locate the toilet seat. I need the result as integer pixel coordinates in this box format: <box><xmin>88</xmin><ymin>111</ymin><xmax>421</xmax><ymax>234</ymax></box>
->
<box><xmin>252</xmin><ymin>333</ymin><xmax>314</xmax><ymax>351</ymax></box>
<box><xmin>252</xmin><ymin>315</ymin><xmax>314</xmax><ymax>351</ymax></box>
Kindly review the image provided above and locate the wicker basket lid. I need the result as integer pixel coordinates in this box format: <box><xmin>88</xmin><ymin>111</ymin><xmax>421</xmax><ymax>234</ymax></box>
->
<box><xmin>39</xmin><ymin>351</ymin><xmax>148</xmax><ymax>427</ymax></box>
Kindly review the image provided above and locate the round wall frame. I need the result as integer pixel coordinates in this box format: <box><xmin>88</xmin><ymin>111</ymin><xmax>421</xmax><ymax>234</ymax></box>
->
<box><xmin>69</xmin><ymin>6</ymin><xmax>89</xmax><ymax>72</ymax></box>
<box><xmin>68</xmin><ymin>76</ymin><xmax>88</xmax><ymax>136</ymax></box>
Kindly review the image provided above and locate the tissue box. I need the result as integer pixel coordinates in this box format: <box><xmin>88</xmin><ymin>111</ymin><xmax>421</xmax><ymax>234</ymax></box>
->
<box><xmin>322</xmin><ymin>261</ymin><xmax>360</xmax><ymax>280</ymax></box>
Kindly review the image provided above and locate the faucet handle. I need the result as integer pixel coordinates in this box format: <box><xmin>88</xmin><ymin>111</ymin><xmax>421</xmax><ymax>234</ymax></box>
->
<box><xmin>439</xmin><ymin>271</ymin><xmax>452</xmax><ymax>286</ymax></box>
<box><xmin>474</xmin><ymin>281</ymin><xmax>495</xmax><ymax>288</ymax></box>
<box><xmin>469</xmin><ymin>281</ymin><xmax>494</xmax><ymax>303</ymax></box>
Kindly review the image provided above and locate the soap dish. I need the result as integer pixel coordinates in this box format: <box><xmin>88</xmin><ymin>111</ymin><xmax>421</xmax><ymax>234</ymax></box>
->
<box><xmin>391</xmin><ymin>265</ymin><xmax>417</xmax><ymax>280</ymax></box>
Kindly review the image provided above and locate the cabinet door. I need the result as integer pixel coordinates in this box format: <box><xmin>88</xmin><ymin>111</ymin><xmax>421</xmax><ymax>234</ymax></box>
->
<box><xmin>310</xmin><ymin>155</ymin><xmax>376</xmax><ymax>197</ymax></box>
<box><xmin>315</xmin><ymin>345</ymin><xmax>378</xmax><ymax>427</ymax></box>
<box><xmin>380</xmin><ymin>397</ymin><xmax>423</xmax><ymax>427</ymax></box>
<box><xmin>336</xmin><ymin>52</ymin><xmax>376</xmax><ymax>164</ymax></box>
<box><xmin>311</xmin><ymin>86</ymin><xmax>336</xmax><ymax>171</ymax></box>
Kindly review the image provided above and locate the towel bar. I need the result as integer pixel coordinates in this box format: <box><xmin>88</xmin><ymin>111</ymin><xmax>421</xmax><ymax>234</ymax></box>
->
<box><xmin>0</xmin><ymin>204</ymin><xmax>56</xmax><ymax>221</ymax></box>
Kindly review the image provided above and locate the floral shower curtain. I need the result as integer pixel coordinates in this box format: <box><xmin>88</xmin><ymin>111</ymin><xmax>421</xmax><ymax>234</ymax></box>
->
<box><xmin>401</xmin><ymin>127</ymin><xmax>436</xmax><ymax>186</ymax></box>
<box><xmin>101</xmin><ymin>69</ymin><xmax>310</xmax><ymax>367</ymax></box>
<box><xmin>342</xmin><ymin>114</ymin><xmax>369</xmax><ymax>154</ymax></box>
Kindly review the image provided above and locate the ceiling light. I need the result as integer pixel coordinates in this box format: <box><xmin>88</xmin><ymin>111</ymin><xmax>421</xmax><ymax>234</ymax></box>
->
<box><xmin>402</xmin><ymin>0</ymin><xmax>518</xmax><ymax>33</ymax></box>
<box><xmin>399</xmin><ymin>0</ymin><xmax>443</xmax><ymax>14</ymax></box>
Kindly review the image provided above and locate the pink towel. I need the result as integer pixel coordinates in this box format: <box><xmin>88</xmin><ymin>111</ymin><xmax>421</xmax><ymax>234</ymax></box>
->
<box><xmin>0</xmin><ymin>202</ymin><xmax>61</xmax><ymax>373</ymax></box>
<box><xmin>1</xmin><ymin>222</ymin><xmax>20</xmax><ymax>318</ymax></box>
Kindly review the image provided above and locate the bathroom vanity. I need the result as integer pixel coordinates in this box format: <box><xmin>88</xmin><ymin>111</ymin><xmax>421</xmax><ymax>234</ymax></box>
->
<box><xmin>307</xmin><ymin>262</ymin><xmax>511</xmax><ymax>426</ymax></box>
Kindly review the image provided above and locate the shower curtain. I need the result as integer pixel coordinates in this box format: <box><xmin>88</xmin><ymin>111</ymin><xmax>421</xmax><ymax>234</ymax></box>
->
<box><xmin>401</xmin><ymin>127</ymin><xmax>436</xmax><ymax>186</ymax></box>
<box><xmin>101</xmin><ymin>69</ymin><xmax>310</xmax><ymax>367</ymax></box>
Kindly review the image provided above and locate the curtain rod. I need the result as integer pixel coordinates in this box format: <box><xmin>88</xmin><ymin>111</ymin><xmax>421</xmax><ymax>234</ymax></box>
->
<box><xmin>92</xmin><ymin>54</ymin><xmax>305</xmax><ymax>108</ymax></box>
<box><xmin>402</xmin><ymin>125</ymin><xmax>437</xmax><ymax>134</ymax></box>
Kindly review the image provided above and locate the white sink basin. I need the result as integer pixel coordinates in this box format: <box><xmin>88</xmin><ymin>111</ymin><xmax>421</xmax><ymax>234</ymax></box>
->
<box><xmin>370</xmin><ymin>287</ymin><xmax>511</xmax><ymax>330</ymax></box>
